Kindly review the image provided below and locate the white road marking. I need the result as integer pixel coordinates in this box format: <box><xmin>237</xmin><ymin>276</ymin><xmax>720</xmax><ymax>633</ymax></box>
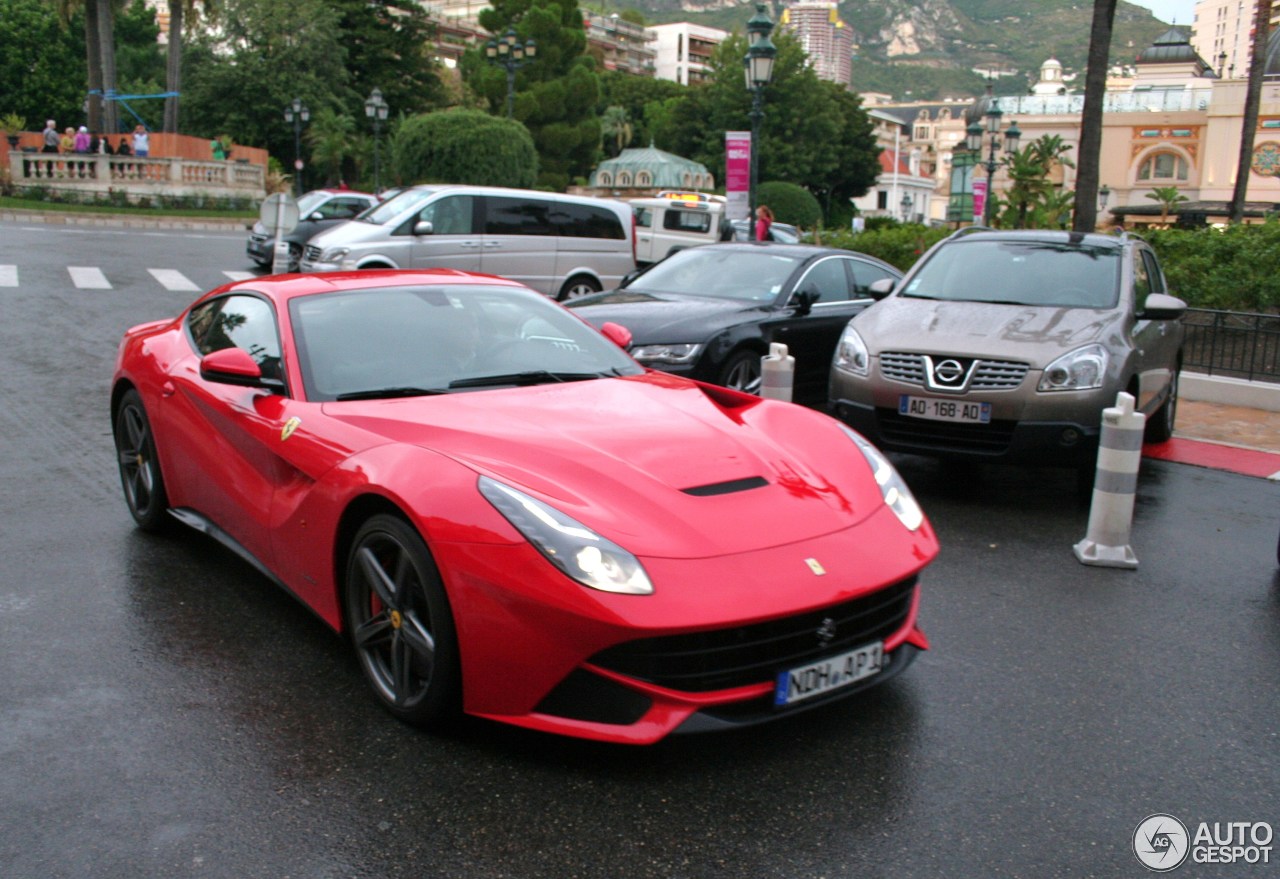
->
<box><xmin>68</xmin><ymin>266</ymin><xmax>111</xmax><ymax>289</ymax></box>
<box><xmin>0</xmin><ymin>265</ymin><xmax>16</xmax><ymax>286</ymax></box>
<box><xmin>223</xmin><ymin>271</ymin><xmax>255</xmax><ymax>281</ymax></box>
<box><xmin>148</xmin><ymin>269</ymin><xmax>201</xmax><ymax>291</ymax></box>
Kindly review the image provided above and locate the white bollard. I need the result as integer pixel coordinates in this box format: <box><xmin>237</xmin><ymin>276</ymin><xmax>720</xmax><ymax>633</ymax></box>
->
<box><xmin>1073</xmin><ymin>392</ymin><xmax>1145</xmax><ymax>568</ymax></box>
<box><xmin>760</xmin><ymin>342</ymin><xmax>794</xmax><ymax>402</ymax></box>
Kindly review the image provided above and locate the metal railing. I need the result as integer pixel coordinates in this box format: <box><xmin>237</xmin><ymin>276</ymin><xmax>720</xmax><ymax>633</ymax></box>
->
<box><xmin>1182</xmin><ymin>308</ymin><xmax>1280</xmax><ymax>384</ymax></box>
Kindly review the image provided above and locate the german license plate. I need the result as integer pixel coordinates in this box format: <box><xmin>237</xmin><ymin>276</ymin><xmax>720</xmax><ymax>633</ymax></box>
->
<box><xmin>774</xmin><ymin>642</ymin><xmax>884</xmax><ymax>706</ymax></box>
<box><xmin>899</xmin><ymin>395</ymin><xmax>991</xmax><ymax>423</ymax></box>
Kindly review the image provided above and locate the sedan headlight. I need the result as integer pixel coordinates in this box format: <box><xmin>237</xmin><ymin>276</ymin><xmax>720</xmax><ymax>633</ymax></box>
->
<box><xmin>1039</xmin><ymin>344</ymin><xmax>1107</xmax><ymax>392</ymax></box>
<box><xmin>833</xmin><ymin>325</ymin><xmax>870</xmax><ymax>376</ymax></box>
<box><xmin>478</xmin><ymin>477</ymin><xmax>653</xmax><ymax>595</ymax></box>
<box><xmin>841</xmin><ymin>425</ymin><xmax>924</xmax><ymax>532</ymax></box>
<box><xmin>319</xmin><ymin>246</ymin><xmax>350</xmax><ymax>263</ymax></box>
<box><xmin>630</xmin><ymin>343</ymin><xmax>702</xmax><ymax>365</ymax></box>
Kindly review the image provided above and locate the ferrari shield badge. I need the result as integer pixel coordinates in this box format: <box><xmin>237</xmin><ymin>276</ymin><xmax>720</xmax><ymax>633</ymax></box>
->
<box><xmin>281</xmin><ymin>416</ymin><xmax>302</xmax><ymax>441</ymax></box>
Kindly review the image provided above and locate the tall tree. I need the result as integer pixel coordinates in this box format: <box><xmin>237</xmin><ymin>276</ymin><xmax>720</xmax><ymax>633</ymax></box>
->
<box><xmin>1229</xmin><ymin>0</ymin><xmax>1274</xmax><ymax>222</ymax></box>
<box><xmin>1071</xmin><ymin>0</ymin><xmax>1118</xmax><ymax>232</ymax></box>
<box><xmin>95</xmin><ymin>0</ymin><xmax>119</xmax><ymax>133</ymax></box>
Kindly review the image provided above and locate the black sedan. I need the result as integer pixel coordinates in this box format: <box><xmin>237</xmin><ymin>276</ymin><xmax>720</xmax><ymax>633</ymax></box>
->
<box><xmin>567</xmin><ymin>243</ymin><xmax>901</xmax><ymax>405</ymax></box>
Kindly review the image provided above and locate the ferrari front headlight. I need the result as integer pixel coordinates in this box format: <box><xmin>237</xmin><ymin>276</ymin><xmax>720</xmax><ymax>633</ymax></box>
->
<box><xmin>478</xmin><ymin>477</ymin><xmax>653</xmax><ymax>595</ymax></box>
<box><xmin>841</xmin><ymin>425</ymin><xmax>924</xmax><ymax>532</ymax></box>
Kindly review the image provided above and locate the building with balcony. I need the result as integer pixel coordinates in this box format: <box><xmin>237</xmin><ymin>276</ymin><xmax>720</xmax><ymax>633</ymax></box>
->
<box><xmin>779</xmin><ymin>1</ymin><xmax>853</xmax><ymax>88</ymax></box>
<box><xmin>647</xmin><ymin>22</ymin><xmax>728</xmax><ymax>86</ymax></box>
<box><xmin>584</xmin><ymin>12</ymin><xmax>656</xmax><ymax>77</ymax></box>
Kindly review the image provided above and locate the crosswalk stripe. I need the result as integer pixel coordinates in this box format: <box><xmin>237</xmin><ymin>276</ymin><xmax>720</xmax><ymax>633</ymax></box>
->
<box><xmin>68</xmin><ymin>266</ymin><xmax>111</xmax><ymax>289</ymax></box>
<box><xmin>0</xmin><ymin>265</ymin><xmax>16</xmax><ymax>287</ymax></box>
<box><xmin>223</xmin><ymin>271</ymin><xmax>255</xmax><ymax>281</ymax></box>
<box><xmin>148</xmin><ymin>269</ymin><xmax>200</xmax><ymax>291</ymax></box>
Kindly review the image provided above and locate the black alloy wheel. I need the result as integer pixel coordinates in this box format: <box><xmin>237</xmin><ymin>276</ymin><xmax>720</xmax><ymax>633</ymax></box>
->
<box><xmin>345</xmin><ymin>514</ymin><xmax>460</xmax><ymax>727</ymax></box>
<box><xmin>113</xmin><ymin>389</ymin><xmax>170</xmax><ymax>531</ymax></box>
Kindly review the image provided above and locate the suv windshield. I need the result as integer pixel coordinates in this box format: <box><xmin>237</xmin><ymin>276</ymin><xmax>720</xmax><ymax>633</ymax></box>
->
<box><xmin>630</xmin><ymin>248</ymin><xmax>803</xmax><ymax>303</ymax></box>
<box><xmin>902</xmin><ymin>240</ymin><xmax>1121</xmax><ymax>308</ymax></box>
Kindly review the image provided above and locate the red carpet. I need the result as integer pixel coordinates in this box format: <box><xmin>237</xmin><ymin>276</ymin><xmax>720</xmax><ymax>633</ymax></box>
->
<box><xmin>1144</xmin><ymin>438</ymin><xmax>1280</xmax><ymax>479</ymax></box>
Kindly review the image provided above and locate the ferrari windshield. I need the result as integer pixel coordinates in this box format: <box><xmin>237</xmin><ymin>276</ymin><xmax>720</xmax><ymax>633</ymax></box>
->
<box><xmin>630</xmin><ymin>248</ymin><xmax>803</xmax><ymax>303</ymax></box>
<box><xmin>291</xmin><ymin>284</ymin><xmax>643</xmax><ymax>401</ymax></box>
<box><xmin>901</xmin><ymin>240</ymin><xmax>1122</xmax><ymax>308</ymax></box>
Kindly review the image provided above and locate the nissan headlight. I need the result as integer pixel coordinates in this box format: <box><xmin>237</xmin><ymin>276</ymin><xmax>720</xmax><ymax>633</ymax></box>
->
<box><xmin>630</xmin><ymin>343</ymin><xmax>702</xmax><ymax>365</ymax></box>
<box><xmin>478</xmin><ymin>477</ymin><xmax>653</xmax><ymax>595</ymax></box>
<box><xmin>1039</xmin><ymin>344</ymin><xmax>1107</xmax><ymax>392</ymax></box>
<box><xmin>834</xmin><ymin>325</ymin><xmax>870</xmax><ymax>376</ymax></box>
<box><xmin>841</xmin><ymin>425</ymin><xmax>924</xmax><ymax>532</ymax></box>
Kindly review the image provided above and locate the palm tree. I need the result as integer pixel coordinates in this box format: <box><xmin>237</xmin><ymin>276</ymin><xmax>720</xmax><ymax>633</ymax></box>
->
<box><xmin>1146</xmin><ymin>186</ymin><xmax>1188</xmax><ymax>226</ymax></box>
<box><xmin>1071</xmin><ymin>0</ymin><xmax>1118</xmax><ymax>232</ymax></box>
<box><xmin>600</xmin><ymin>106</ymin><xmax>632</xmax><ymax>158</ymax></box>
<box><xmin>164</xmin><ymin>1</ymin><xmax>218</xmax><ymax>133</ymax></box>
<box><xmin>306</xmin><ymin>109</ymin><xmax>357</xmax><ymax>187</ymax></box>
<box><xmin>1229</xmin><ymin>0</ymin><xmax>1273</xmax><ymax>222</ymax></box>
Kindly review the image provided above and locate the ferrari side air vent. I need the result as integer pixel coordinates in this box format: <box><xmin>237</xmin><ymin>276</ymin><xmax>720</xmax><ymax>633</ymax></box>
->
<box><xmin>681</xmin><ymin>476</ymin><xmax>769</xmax><ymax>497</ymax></box>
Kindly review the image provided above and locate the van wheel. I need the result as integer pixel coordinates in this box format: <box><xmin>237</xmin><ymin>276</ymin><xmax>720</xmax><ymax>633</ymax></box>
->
<box><xmin>558</xmin><ymin>275</ymin><xmax>601</xmax><ymax>301</ymax></box>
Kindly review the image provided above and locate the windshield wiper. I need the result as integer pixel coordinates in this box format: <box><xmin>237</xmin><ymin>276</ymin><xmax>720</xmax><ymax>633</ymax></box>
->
<box><xmin>448</xmin><ymin>370</ymin><xmax>616</xmax><ymax>389</ymax></box>
<box><xmin>335</xmin><ymin>386</ymin><xmax>448</xmax><ymax>401</ymax></box>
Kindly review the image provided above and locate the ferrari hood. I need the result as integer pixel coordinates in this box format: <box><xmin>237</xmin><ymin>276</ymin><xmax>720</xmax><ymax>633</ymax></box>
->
<box><xmin>323</xmin><ymin>375</ymin><xmax>888</xmax><ymax>558</ymax></box>
<box><xmin>569</xmin><ymin>291</ymin><xmax>766</xmax><ymax>343</ymax></box>
<box><xmin>855</xmin><ymin>297</ymin><xmax>1122</xmax><ymax>365</ymax></box>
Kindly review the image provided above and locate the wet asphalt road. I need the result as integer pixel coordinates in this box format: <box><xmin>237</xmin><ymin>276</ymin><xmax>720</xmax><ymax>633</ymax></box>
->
<box><xmin>1</xmin><ymin>221</ymin><xmax>1277</xmax><ymax>879</ymax></box>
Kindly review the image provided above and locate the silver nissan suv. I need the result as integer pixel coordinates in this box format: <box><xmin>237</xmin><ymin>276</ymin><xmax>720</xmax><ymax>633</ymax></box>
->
<box><xmin>828</xmin><ymin>228</ymin><xmax>1185</xmax><ymax>468</ymax></box>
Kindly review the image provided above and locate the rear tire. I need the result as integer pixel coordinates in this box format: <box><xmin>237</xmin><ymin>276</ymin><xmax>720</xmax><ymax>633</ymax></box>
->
<box><xmin>1143</xmin><ymin>368</ymin><xmax>1179</xmax><ymax>444</ymax></box>
<box><xmin>557</xmin><ymin>275</ymin><xmax>602</xmax><ymax>301</ymax></box>
<box><xmin>113</xmin><ymin>389</ymin><xmax>171</xmax><ymax>532</ymax></box>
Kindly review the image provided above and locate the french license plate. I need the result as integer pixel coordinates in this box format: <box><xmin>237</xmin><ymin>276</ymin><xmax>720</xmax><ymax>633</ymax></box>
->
<box><xmin>774</xmin><ymin>642</ymin><xmax>884</xmax><ymax>706</ymax></box>
<box><xmin>899</xmin><ymin>395</ymin><xmax>991</xmax><ymax>424</ymax></box>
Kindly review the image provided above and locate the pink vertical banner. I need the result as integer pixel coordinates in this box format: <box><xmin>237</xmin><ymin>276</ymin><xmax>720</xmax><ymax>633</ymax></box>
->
<box><xmin>972</xmin><ymin>178</ymin><xmax>987</xmax><ymax>225</ymax></box>
<box><xmin>725</xmin><ymin>130</ymin><xmax>751</xmax><ymax>222</ymax></box>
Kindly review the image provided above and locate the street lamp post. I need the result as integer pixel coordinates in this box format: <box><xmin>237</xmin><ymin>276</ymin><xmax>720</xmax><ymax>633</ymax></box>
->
<box><xmin>284</xmin><ymin>98</ymin><xmax>310</xmax><ymax>198</ymax></box>
<box><xmin>485</xmin><ymin>27</ymin><xmax>536</xmax><ymax>119</ymax></box>
<box><xmin>966</xmin><ymin>87</ymin><xmax>1021</xmax><ymax>226</ymax></box>
<box><xmin>365</xmin><ymin>88</ymin><xmax>389</xmax><ymax>195</ymax></box>
<box><xmin>743</xmin><ymin>3</ymin><xmax>777</xmax><ymax>232</ymax></box>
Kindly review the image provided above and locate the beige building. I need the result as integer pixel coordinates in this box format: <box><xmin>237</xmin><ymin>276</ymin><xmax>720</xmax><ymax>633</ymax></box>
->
<box><xmin>867</xmin><ymin>27</ymin><xmax>1280</xmax><ymax>228</ymax></box>
<box><xmin>780</xmin><ymin>2</ymin><xmax>854</xmax><ymax>88</ymax></box>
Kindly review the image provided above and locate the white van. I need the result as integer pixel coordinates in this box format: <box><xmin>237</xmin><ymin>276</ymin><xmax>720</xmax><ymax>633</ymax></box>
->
<box><xmin>629</xmin><ymin>192</ymin><xmax>729</xmax><ymax>266</ymax></box>
<box><xmin>300</xmin><ymin>185</ymin><xmax>636</xmax><ymax>300</ymax></box>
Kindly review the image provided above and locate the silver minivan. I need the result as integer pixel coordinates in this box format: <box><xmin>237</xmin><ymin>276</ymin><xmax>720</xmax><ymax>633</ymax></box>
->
<box><xmin>299</xmin><ymin>185</ymin><xmax>636</xmax><ymax>300</ymax></box>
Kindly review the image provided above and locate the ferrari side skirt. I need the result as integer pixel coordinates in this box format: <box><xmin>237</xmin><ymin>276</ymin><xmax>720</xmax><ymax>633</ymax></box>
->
<box><xmin>167</xmin><ymin>507</ymin><xmax>336</xmax><ymax>631</ymax></box>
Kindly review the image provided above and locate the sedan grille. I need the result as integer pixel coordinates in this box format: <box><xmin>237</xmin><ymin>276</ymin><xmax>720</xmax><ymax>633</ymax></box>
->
<box><xmin>589</xmin><ymin>578</ymin><xmax>917</xmax><ymax>692</ymax></box>
<box><xmin>879</xmin><ymin>352</ymin><xmax>1029</xmax><ymax>391</ymax></box>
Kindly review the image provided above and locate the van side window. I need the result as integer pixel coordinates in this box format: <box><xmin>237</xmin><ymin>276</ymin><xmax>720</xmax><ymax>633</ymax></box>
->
<box><xmin>552</xmin><ymin>203</ymin><xmax>627</xmax><ymax>239</ymax></box>
<box><xmin>663</xmin><ymin>209</ymin><xmax>711</xmax><ymax>234</ymax></box>
<box><xmin>485</xmin><ymin>197</ymin><xmax>556</xmax><ymax>236</ymax></box>
<box><xmin>419</xmin><ymin>195</ymin><xmax>474</xmax><ymax>235</ymax></box>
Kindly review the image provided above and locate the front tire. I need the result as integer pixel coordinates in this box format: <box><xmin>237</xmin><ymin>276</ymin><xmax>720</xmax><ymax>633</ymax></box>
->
<box><xmin>113</xmin><ymin>389</ymin><xmax>171</xmax><ymax>531</ymax></box>
<box><xmin>1143</xmin><ymin>368</ymin><xmax>1179</xmax><ymax>444</ymax></box>
<box><xmin>344</xmin><ymin>514</ymin><xmax>461</xmax><ymax>728</ymax></box>
<box><xmin>718</xmin><ymin>349</ymin><xmax>763</xmax><ymax>395</ymax></box>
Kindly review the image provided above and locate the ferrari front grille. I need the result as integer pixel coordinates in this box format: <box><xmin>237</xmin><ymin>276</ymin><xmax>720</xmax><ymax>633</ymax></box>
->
<box><xmin>589</xmin><ymin>578</ymin><xmax>916</xmax><ymax>692</ymax></box>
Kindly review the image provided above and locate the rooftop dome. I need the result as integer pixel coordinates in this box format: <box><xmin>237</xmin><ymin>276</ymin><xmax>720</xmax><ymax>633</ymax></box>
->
<box><xmin>1136</xmin><ymin>27</ymin><xmax>1200</xmax><ymax>65</ymax></box>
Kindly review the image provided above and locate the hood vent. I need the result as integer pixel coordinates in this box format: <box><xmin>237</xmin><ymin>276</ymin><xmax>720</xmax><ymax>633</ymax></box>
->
<box><xmin>681</xmin><ymin>476</ymin><xmax>769</xmax><ymax>497</ymax></box>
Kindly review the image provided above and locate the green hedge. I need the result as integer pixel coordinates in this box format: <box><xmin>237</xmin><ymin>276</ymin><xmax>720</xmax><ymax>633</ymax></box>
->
<box><xmin>1144</xmin><ymin>222</ymin><xmax>1280</xmax><ymax>312</ymax></box>
<box><xmin>816</xmin><ymin>224</ymin><xmax>949</xmax><ymax>272</ymax></box>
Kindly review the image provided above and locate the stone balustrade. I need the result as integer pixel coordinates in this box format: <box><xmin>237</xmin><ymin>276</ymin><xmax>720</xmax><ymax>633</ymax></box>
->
<box><xmin>8</xmin><ymin>152</ymin><xmax>266</xmax><ymax>200</ymax></box>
